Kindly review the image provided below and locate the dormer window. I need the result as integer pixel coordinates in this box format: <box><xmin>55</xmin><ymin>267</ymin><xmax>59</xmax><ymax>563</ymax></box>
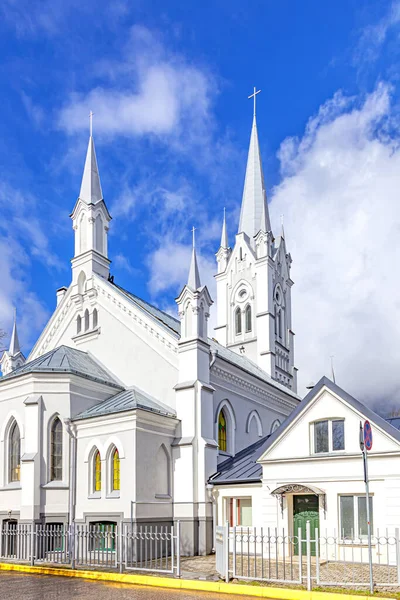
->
<box><xmin>313</xmin><ymin>419</ymin><xmax>344</xmax><ymax>454</ymax></box>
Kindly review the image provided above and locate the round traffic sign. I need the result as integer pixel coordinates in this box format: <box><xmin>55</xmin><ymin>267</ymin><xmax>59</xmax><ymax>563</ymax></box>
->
<box><xmin>364</xmin><ymin>420</ymin><xmax>373</xmax><ymax>451</ymax></box>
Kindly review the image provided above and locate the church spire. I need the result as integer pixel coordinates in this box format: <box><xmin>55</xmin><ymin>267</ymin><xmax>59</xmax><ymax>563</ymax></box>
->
<box><xmin>220</xmin><ymin>208</ymin><xmax>229</xmax><ymax>249</ymax></box>
<box><xmin>187</xmin><ymin>227</ymin><xmax>201</xmax><ymax>290</ymax></box>
<box><xmin>9</xmin><ymin>309</ymin><xmax>21</xmax><ymax>356</ymax></box>
<box><xmin>238</xmin><ymin>88</ymin><xmax>271</xmax><ymax>241</ymax></box>
<box><xmin>79</xmin><ymin>112</ymin><xmax>103</xmax><ymax>205</ymax></box>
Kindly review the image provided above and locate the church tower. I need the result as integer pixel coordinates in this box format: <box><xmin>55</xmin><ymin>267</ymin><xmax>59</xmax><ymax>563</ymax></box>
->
<box><xmin>214</xmin><ymin>89</ymin><xmax>297</xmax><ymax>391</ymax></box>
<box><xmin>174</xmin><ymin>231</ymin><xmax>216</xmax><ymax>555</ymax></box>
<box><xmin>0</xmin><ymin>311</ymin><xmax>26</xmax><ymax>376</ymax></box>
<box><xmin>70</xmin><ymin>114</ymin><xmax>112</xmax><ymax>287</ymax></box>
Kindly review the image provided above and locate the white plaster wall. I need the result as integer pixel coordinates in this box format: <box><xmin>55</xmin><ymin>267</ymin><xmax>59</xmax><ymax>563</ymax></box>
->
<box><xmin>74</xmin><ymin>410</ymin><xmax>177</xmax><ymax>523</ymax></box>
<box><xmin>29</xmin><ymin>277</ymin><xmax>179</xmax><ymax>408</ymax></box>
<box><xmin>0</xmin><ymin>372</ymin><xmax>122</xmax><ymax>522</ymax></box>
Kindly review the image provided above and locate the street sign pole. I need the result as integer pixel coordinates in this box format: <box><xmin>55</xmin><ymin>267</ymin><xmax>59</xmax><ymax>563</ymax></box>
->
<box><xmin>360</xmin><ymin>421</ymin><xmax>373</xmax><ymax>594</ymax></box>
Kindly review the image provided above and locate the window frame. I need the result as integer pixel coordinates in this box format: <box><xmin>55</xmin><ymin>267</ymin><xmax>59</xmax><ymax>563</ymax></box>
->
<box><xmin>235</xmin><ymin>307</ymin><xmax>242</xmax><ymax>335</ymax></box>
<box><xmin>111</xmin><ymin>447</ymin><xmax>120</xmax><ymax>493</ymax></box>
<box><xmin>92</xmin><ymin>449</ymin><xmax>101</xmax><ymax>496</ymax></box>
<box><xmin>339</xmin><ymin>494</ymin><xmax>374</xmax><ymax>542</ymax></box>
<box><xmin>245</xmin><ymin>304</ymin><xmax>252</xmax><ymax>333</ymax></box>
<box><xmin>311</xmin><ymin>418</ymin><xmax>345</xmax><ymax>454</ymax></box>
<box><xmin>9</xmin><ymin>421</ymin><xmax>21</xmax><ymax>484</ymax></box>
<box><xmin>49</xmin><ymin>417</ymin><xmax>63</xmax><ymax>482</ymax></box>
<box><xmin>226</xmin><ymin>497</ymin><xmax>253</xmax><ymax>527</ymax></box>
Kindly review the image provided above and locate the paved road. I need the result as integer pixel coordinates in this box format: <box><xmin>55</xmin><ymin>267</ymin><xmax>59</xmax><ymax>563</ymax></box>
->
<box><xmin>0</xmin><ymin>571</ymin><xmax>254</xmax><ymax>599</ymax></box>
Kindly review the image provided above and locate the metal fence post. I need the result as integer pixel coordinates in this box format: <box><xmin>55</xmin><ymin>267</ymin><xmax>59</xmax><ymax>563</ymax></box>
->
<box><xmin>396</xmin><ymin>528</ymin><xmax>400</xmax><ymax>584</ymax></box>
<box><xmin>119</xmin><ymin>524</ymin><xmax>124</xmax><ymax>574</ymax></box>
<box><xmin>176</xmin><ymin>520</ymin><xmax>181</xmax><ymax>578</ymax></box>
<box><xmin>224</xmin><ymin>521</ymin><xmax>229</xmax><ymax>583</ymax></box>
<box><xmin>315</xmin><ymin>527</ymin><xmax>320</xmax><ymax>586</ymax></box>
<box><xmin>70</xmin><ymin>522</ymin><xmax>76</xmax><ymax>570</ymax></box>
<box><xmin>298</xmin><ymin>527</ymin><xmax>302</xmax><ymax>585</ymax></box>
<box><xmin>30</xmin><ymin>523</ymin><xmax>35</xmax><ymax>567</ymax></box>
<box><xmin>306</xmin><ymin>520</ymin><xmax>312</xmax><ymax>591</ymax></box>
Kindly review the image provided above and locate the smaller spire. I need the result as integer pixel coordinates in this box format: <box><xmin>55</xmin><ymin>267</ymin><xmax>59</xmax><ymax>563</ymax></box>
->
<box><xmin>9</xmin><ymin>308</ymin><xmax>21</xmax><ymax>357</ymax></box>
<box><xmin>79</xmin><ymin>111</ymin><xmax>103</xmax><ymax>205</ymax></box>
<box><xmin>280</xmin><ymin>214</ymin><xmax>285</xmax><ymax>238</ymax></box>
<box><xmin>220</xmin><ymin>208</ymin><xmax>229</xmax><ymax>249</ymax></box>
<box><xmin>187</xmin><ymin>226</ymin><xmax>201</xmax><ymax>290</ymax></box>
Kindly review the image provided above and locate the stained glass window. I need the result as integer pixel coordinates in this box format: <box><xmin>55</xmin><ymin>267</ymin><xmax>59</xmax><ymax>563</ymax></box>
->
<box><xmin>50</xmin><ymin>418</ymin><xmax>63</xmax><ymax>481</ymax></box>
<box><xmin>94</xmin><ymin>450</ymin><xmax>101</xmax><ymax>492</ymax></box>
<box><xmin>9</xmin><ymin>422</ymin><xmax>20</xmax><ymax>482</ymax></box>
<box><xmin>218</xmin><ymin>411</ymin><xmax>227</xmax><ymax>452</ymax></box>
<box><xmin>112</xmin><ymin>448</ymin><xmax>120</xmax><ymax>491</ymax></box>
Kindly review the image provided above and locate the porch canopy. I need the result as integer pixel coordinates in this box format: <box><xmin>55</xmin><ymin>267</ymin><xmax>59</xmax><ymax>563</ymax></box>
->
<box><xmin>271</xmin><ymin>483</ymin><xmax>326</xmax><ymax>513</ymax></box>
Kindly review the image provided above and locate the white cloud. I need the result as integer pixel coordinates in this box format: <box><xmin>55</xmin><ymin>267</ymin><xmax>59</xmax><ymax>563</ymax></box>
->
<box><xmin>353</xmin><ymin>1</ymin><xmax>400</xmax><ymax>67</ymax></box>
<box><xmin>58</xmin><ymin>26</ymin><xmax>215</xmax><ymax>151</ymax></box>
<box><xmin>269</xmin><ymin>82</ymin><xmax>400</xmax><ymax>409</ymax></box>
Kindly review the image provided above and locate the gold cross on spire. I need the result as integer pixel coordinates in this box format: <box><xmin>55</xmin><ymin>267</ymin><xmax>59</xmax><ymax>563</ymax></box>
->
<box><xmin>248</xmin><ymin>86</ymin><xmax>261</xmax><ymax>118</ymax></box>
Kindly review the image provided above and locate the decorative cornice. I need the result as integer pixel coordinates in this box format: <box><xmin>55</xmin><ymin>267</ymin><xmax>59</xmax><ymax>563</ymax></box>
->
<box><xmin>211</xmin><ymin>364</ymin><xmax>297</xmax><ymax>413</ymax></box>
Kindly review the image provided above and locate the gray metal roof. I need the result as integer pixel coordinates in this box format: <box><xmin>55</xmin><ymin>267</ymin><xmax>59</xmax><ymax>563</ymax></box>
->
<box><xmin>386</xmin><ymin>417</ymin><xmax>400</xmax><ymax>431</ymax></box>
<box><xmin>209</xmin><ymin>435</ymin><xmax>271</xmax><ymax>485</ymax></box>
<box><xmin>0</xmin><ymin>345</ymin><xmax>122</xmax><ymax>389</ymax></box>
<box><xmin>110</xmin><ymin>281</ymin><xmax>299</xmax><ymax>400</ymax></box>
<box><xmin>209</xmin><ymin>377</ymin><xmax>400</xmax><ymax>486</ymax></box>
<box><xmin>209</xmin><ymin>339</ymin><xmax>300</xmax><ymax>400</ymax></box>
<box><xmin>74</xmin><ymin>387</ymin><xmax>176</xmax><ymax>420</ymax></box>
<box><xmin>113</xmin><ymin>282</ymin><xmax>181</xmax><ymax>336</ymax></box>
<box><xmin>255</xmin><ymin>376</ymin><xmax>400</xmax><ymax>461</ymax></box>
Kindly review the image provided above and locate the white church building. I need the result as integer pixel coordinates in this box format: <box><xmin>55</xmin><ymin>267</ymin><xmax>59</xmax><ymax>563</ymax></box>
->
<box><xmin>0</xmin><ymin>109</ymin><xmax>300</xmax><ymax>555</ymax></box>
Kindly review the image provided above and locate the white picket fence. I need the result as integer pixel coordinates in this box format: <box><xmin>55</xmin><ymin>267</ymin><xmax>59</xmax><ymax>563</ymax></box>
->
<box><xmin>0</xmin><ymin>522</ymin><xmax>181</xmax><ymax>577</ymax></box>
<box><xmin>216</xmin><ymin>523</ymin><xmax>400</xmax><ymax>591</ymax></box>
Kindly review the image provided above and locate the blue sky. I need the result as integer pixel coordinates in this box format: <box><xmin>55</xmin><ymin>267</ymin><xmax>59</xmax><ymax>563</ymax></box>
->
<box><xmin>2</xmin><ymin>0</ymin><xmax>400</xmax><ymax>405</ymax></box>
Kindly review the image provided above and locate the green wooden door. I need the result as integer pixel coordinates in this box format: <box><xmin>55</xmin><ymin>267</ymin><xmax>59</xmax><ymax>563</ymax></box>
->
<box><xmin>293</xmin><ymin>495</ymin><xmax>319</xmax><ymax>556</ymax></box>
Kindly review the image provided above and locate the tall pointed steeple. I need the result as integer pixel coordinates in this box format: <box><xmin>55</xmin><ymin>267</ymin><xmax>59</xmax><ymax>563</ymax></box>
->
<box><xmin>238</xmin><ymin>88</ymin><xmax>271</xmax><ymax>242</ymax></box>
<box><xmin>9</xmin><ymin>309</ymin><xmax>21</xmax><ymax>356</ymax></box>
<box><xmin>188</xmin><ymin>227</ymin><xmax>201</xmax><ymax>290</ymax></box>
<box><xmin>79</xmin><ymin>115</ymin><xmax>103</xmax><ymax>205</ymax></box>
<box><xmin>70</xmin><ymin>111</ymin><xmax>112</xmax><ymax>284</ymax></box>
<box><xmin>0</xmin><ymin>308</ymin><xmax>25</xmax><ymax>376</ymax></box>
<box><xmin>220</xmin><ymin>208</ymin><xmax>229</xmax><ymax>249</ymax></box>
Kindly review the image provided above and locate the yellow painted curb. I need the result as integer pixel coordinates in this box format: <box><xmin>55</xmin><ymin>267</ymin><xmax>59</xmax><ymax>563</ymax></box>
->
<box><xmin>0</xmin><ymin>562</ymin><xmax>388</xmax><ymax>599</ymax></box>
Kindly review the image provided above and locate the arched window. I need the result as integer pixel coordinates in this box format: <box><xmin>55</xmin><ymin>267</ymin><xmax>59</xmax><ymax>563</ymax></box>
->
<box><xmin>112</xmin><ymin>448</ymin><xmax>120</xmax><ymax>492</ymax></box>
<box><xmin>93</xmin><ymin>308</ymin><xmax>98</xmax><ymax>329</ymax></box>
<box><xmin>245</xmin><ymin>305</ymin><xmax>252</xmax><ymax>333</ymax></box>
<box><xmin>84</xmin><ymin>309</ymin><xmax>89</xmax><ymax>331</ymax></box>
<box><xmin>77</xmin><ymin>315</ymin><xmax>82</xmax><ymax>334</ymax></box>
<box><xmin>235</xmin><ymin>308</ymin><xmax>242</xmax><ymax>335</ymax></box>
<box><xmin>94</xmin><ymin>450</ymin><xmax>101</xmax><ymax>492</ymax></box>
<box><xmin>9</xmin><ymin>421</ymin><xmax>21</xmax><ymax>483</ymax></box>
<box><xmin>50</xmin><ymin>418</ymin><xmax>63</xmax><ymax>481</ymax></box>
<box><xmin>218</xmin><ymin>410</ymin><xmax>227</xmax><ymax>452</ymax></box>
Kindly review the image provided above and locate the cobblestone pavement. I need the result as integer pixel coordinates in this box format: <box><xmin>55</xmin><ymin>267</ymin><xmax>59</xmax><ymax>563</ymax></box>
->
<box><xmin>0</xmin><ymin>571</ymin><xmax>251</xmax><ymax>600</ymax></box>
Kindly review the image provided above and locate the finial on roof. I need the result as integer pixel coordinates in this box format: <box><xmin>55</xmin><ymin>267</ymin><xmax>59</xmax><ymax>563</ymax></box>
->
<box><xmin>220</xmin><ymin>207</ymin><xmax>229</xmax><ymax>249</ymax></box>
<box><xmin>187</xmin><ymin>226</ymin><xmax>201</xmax><ymax>290</ymax></box>
<box><xmin>9</xmin><ymin>308</ymin><xmax>21</xmax><ymax>357</ymax></box>
<box><xmin>79</xmin><ymin>112</ymin><xmax>103</xmax><ymax>205</ymax></box>
<box><xmin>280</xmin><ymin>214</ymin><xmax>285</xmax><ymax>238</ymax></box>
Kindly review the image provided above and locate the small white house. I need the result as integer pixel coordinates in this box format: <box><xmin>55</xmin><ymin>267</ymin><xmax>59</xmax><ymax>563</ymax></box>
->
<box><xmin>210</xmin><ymin>376</ymin><xmax>400</xmax><ymax>555</ymax></box>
